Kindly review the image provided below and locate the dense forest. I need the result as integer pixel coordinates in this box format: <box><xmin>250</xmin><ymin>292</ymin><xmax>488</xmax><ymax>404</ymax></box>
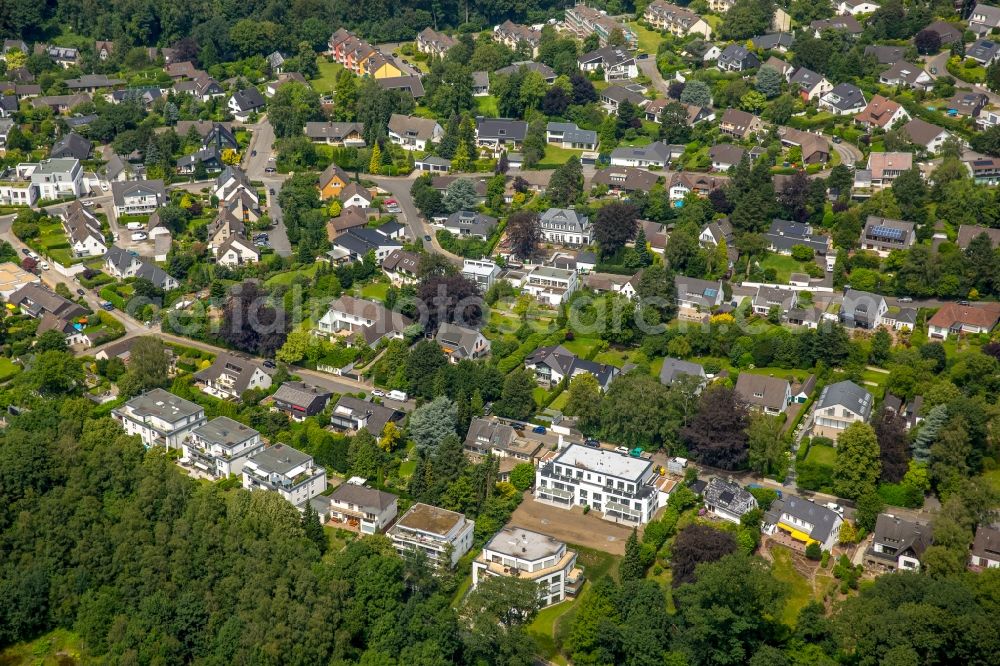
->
<box><xmin>0</xmin><ymin>0</ymin><xmax>610</xmax><ymax>51</ymax></box>
<box><xmin>1</xmin><ymin>397</ymin><xmax>999</xmax><ymax>665</ymax></box>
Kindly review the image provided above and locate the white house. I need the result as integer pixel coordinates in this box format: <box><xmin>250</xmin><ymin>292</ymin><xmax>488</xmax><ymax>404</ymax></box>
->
<box><xmin>325</xmin><ymin>477</ymin><xmax>399</xmax><ymax>534</ymax></box>
<box><xmin>242</xmin><ymin>444</ymin><xmax>327</xmax><ymax>506</ymax></box>
<box><xmin>317</xmin><ymin>295</ymin><xmax>412</xmax><ymax>347</ymax></box>
<box><xmin>864</xmin><ymin>514</ymin><xmax>932</xmax><ymax>572</ymax></box>
<box><xmin>111</xmin><ymin>388</ymin><xmax>207</xmax><ymax>450</ymax></box>
<box><xmin>111</xmin><ymin>179</ymin><xmax>167</xmax><ymax>215</ymax></box>
<box><xmin>215</xmin><ymin>234</ymin><xmax>260</xmax><ymax>267</ymax></box>
<box><xmin>193</xmin><ymin>352</ymin><xmax>273</xmax><ymax>400</ymax></box>
<box><xmin>704</xmin><ymin>477</ymin><xmax>758</xmax><ymax>523</ymax></box>
<box><xmin>811</xmin><ymin>380</ymin><xmax>874</xmax><ymax>441</ymax></box>
<box><xmin>535</xmin><ymin>444</ymin><xmax>661</xmax><ymax>524</ymax></box>
<box><xmin>545</xmin><ymin>122</ymin><xmax>598</xmax><ymax>150</ymax></box>
<box><xmin>462</xmin><ymin>258</ymin><xmax>500</xmax><ymax>292</ymax></box>
<box><xmin>763</xmin><ymin>494</ymin><xmax>843</xmax><ymax>553</ymax></box>
<box><xmin>522</xmin><ymin>265</ymin><xmax>578</xmax><ymax>305</ymax></box>
<box><xmin>473</xmin><ymin>528</ymin><xmax>582</xmax><ymax>607</ymax></box>
<box><xmin>970</xmin><ymin>525</ymin><xmax>1000</xmax><ymax>570</ymax></box>
<box><xmin>227</xmin><ymin>87</ymin><xmax>265</xmax><ymax>122</ymax></box>
<box><xmin>538</xmin><ymin>208</ymin><xmax>591</xmax><ymax>246</ymax></box>
<box><xmin>735</xmin><ymin>373</ymin><xmax>792</xmax><ymax>415</ymax></box>
<box><xmin>24</xmin><ymin>158</ymin><xmax>84</xmax><ymax>200</ymax></box>
<box><xmin>103</xmin><ymin>246</ymin><xmax>179</xmax><ymax>290</ymax></box>
<box><xmin>338</xmin><ymin>182</ymin><xmax>374</xmax><ymax>209</ymax></box>
<box><xmin>180</xmin><ymin>416</ymin><xmax>264</xmax><ymax>478</ymax></box>
<box><xmin>388</xmin><ymin>502</ymin><xmax>475</xmax><ymax>568</ymax></box>
<box><xmin>837</xmin><ymin>0</ymin><xmax>880</xmax><ymax>14</ymax></box>
<box><xmin>387</xmin><ymin>113</ymin><xmax>444</xmax><ymax>151</ymax></box>
<box><xmin>61</xmin><ymin>201</ymin><xmax>107</xmax><ymax>258</ymax></box>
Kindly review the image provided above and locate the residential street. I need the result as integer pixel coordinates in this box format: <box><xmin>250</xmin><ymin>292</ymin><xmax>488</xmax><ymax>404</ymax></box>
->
<box><xmin>828</xmin><ymin>137</ymin><xmax>863</xmax><ymax>167</ymax></box>
<box><xmin>243</xmin><ymin>117</ymin><xmax>292</xmax><ymax>257</ymax></box>
<box><xmin>926</xmin><ymin>50</ymin><xmax>1000</xmax><ymax>106</ymax></box>
<box><xmin>370</xmin><ymin>173</ymin><xmax>465</xmax><ymax>265</ymax></box>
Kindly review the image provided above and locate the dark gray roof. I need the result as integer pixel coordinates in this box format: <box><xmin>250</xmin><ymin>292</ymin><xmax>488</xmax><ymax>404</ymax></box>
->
<box><xmin>579</xmin><ymin>46</ymin><xmax>635</xmax><ymax>68</ymax></box>
<box><xmin>376</xmin><ymin>75</ymin><xmax>426</xmax><ymax>99</ymax></box>
<box><xmin>9</xmin><ymin>282</ymin><xmax>88</xmax><ymax>320</ymax></box>
<box><xmin>659</xmin><ymin>357</ymin><xmax>706</xmax><ymax>386</ymax></box>
<box><xmin>718</xmin><ymin>44</ymin><xmax>759</xmax><ymax>68</ymax></box>
<box><xmin>752</xmin><ymin>33</ymin><xmax>794</xmax><ymax>50</ymax></box>
<box><xmin>610</xmin><ymin>140</ymin><xmax>672</xmax><ymax>164</ymax></box>
<box><xmin>50</xmin><ymin>132</ymin><xmax>92</xmax><ymax>160</ymax></box>
<box><xmin>546</xmin><ymin>122</ymin><xmax>597</xmax><ymax>146</ymax></box>
<box><xmin>968</xmin><ymin>38</ymin><xmax>1000</xmax><ymax>63</ymax></box>
<box><xmin>249</xmin><ymin>444</ymin><xmax>312</xmax><ymax>475</ymax></box>
<box><xmin>333</xmin><ymin>395</ymin><xmax>401</xmax><ymax>435</ymax></box>
<box><xmin>103</xmin><ymin>246</ymin><xmax>176</xmax><ymax>289</ymax></box>
<box><xmin>435</xmin><ymin>323</ymin><xmax>485</xmax><ymax>357</ymax></box>
<box><xmin>789</xmin><ymin>67</ymin><xmax>825</xmax><ymax>88</ymax></box>
<box><xmin>816</xmin><ymin>380</ymin><xmax>873</xmax><ymax>420</ymax></box>
<box><xmin>496</xmin><ymin>61</ymin><xmax>556</xmax><ymax>80</ymax></box>
<box><xmin>476</xmin><ymin>117</ymin><xmax>528</xmax><ymax>141</ymax></box>
<box><xmin>539</xmin><ymin>208</ymin><xmax>590</xmax><ymax>233</ymax></box>
<box><xmin>192</xmin><ymin>416</ymin><xmax>258</xmax><ymax>446</ymax></box>
<box><xmin>305</xmin><ymin>121</ymin><xmax>364</xmax><ymax>140</ymax></box>
<box><xmin>122</xmin><ymin>388</ymin><xmax>203</xmax><ymax>423</ymax></box>
<box><xmin>823</xmin><ymin>83</ymin><xmax>866</xmax><ymax>111</ymax></box>
<box><xmin>864</xmin><ymin>45</ymin><xmax>906</xmax><ymax>64</ymax></box>
<box><xmin>231</xmin><ymin>87</ymin><xmax>265</xmax><ymax>111</ymax></box>
<box><xmin>765</xmin><ymin>494</ymin><xmax>840</xmax><ymax>544</ymax></box>
<box><xmin>194</xmin><ymin>352</ymin><xmax>269</xmax><ymax>395</ymax></box>
<box><xmin>601</xmin><ymin>84</ymin><xmax>646</xmax><ymax>106</ymax></box>
<box><xmin>272</xmin><ymin>381</ymin><xmax>331</xmax><ymax>408</ymax></box>
<box><xmin>444</xmin><ymin>210</ymin><xmax>497</xmax><ymax>238</ymax></box>
<box><xmin>766</xmin><ymin>218</ymin><xmax>829</xmax><ymax>253</ymax></box>
<box><xmin>110</xmin><ymin>179</ymin><xmax>166</xmax><ymax>207</ymax></box>
<box><xmin>870</xmin><ymin>513</ymin><xmax>932</xmax><ymax>558</ymax></box>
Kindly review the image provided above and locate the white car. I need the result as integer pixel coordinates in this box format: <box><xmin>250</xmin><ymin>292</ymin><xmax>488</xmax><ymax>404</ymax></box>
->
<box><xmin>100</xmin><ymin>183</ymin><xmax>109</xmax><ymax>191</ymax></box>
<box><xmin>39</xmin><ymin>261</ymin><xmax>50</xmax><ymax>270</ymax></box>
<box><xmin>131</xmin><ymin>232</ymin><xmax>148</xmax><ymax>241</ymax></box>
<box><xmin>824</xmin><ymin>502</ymin><xmax>845</xmax><ymax>516</ymax></box>
<box><xmin>82</xmin><ymin>200</ymin><xmax>95</xmax><ymax>207</ymax></box>
<box><xmin>371</xmin><ymin>389</ymin><xmax>386</xmax><ymax>397</ymax></box>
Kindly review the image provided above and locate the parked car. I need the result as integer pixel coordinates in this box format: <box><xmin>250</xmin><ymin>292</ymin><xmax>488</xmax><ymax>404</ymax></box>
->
<box><xmin>532</xmin><ymin>425</ymin><xmax>546</xmax><ymax>434</ymax></box>
<box><xmin>615</xmin><ymin>446</ymin><xmax>629</xmax><ymax>454</ymax></box>
<box><xmin>824</xmin><ymin>502</ymin><xmax>845</xmax><ymax>516</ymax></box>
<box><xmin>83</xmin><ymin>199</ymin><xmax>95</xmax><ymax>206</ymax></box>
<box><xmin>269</xmin><ymin>188</ymin><xmax>275</xmax><ymax>195</ymax></box>
<box><xmin>423</xmin><ymin>234</ymin><xmax>431</xmax><ymax>242</ymax></box>
<box><xmin>265</xmin><ymin>167</ymin><xmax>276</xmax><ymax>173</ymax></box>
<box><xmin>76</xmin><ymin>288</ymin><xmax>85</xmax><ymax>296</ymax></box>
<box><xmin>263</xmin><ymin>359</ymin><xmax>276</xmax><ymax>369</ymax></box>
<box><xmin>251</xmin><ymin>150</ymin><xmax>257</xmax><ymax>156</ymax></box>
<box><xmin>898</xmin><ymin>296</ymin><xmax>913</xmax><ymax>303</ymax></box>
<box><xmin>583</xmin><ymin>438</ymin><xmax>600</xmax><ymax>448</ymax></box>
<box><xmin>371</xmin><ymin>389</ymin><xmax>386</xmax><ymax>397</ymax></box>
<box><xmin>131</xmin><ymin>232</ymin><xmax>148</xmax><ymax>241</ymax></box>
<box><xmin>101</xmin><ymin>301</ymin><xmax>115</xmax><ymax>311</ymax></box>
<box><xmin>39</xmin><ymin>261</ymin><xmax>49</xmax><ymax>270</ymax></box>
<box><xmin>20</xmin><ymin>248</ymin><xmax>30</xmax><ymax>256</ymax></box>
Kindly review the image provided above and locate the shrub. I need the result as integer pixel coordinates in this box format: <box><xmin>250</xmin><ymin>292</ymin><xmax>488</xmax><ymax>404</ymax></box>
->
<box><xmin>805</xmin><ymin>542</ymin><xmax>822</xmax><ymax>560</ymax></box>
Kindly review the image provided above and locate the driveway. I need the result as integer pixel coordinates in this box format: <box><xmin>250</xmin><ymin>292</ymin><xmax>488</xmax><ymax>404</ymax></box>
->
<box><xmin>509</xmin><ymin>495</ymin><xmax>635</xmax><ymax>555</ymax></box>
<box><xmin>243</xmin><ymin>117</ymin><xmax>292</xmax><ymax>257</ymax></box>
<box><xmin>370</xmin><ymin>173</ymin><xmax>464</xmax><ymax>265</ymax></box>
<box><xmin>828</xmin><ymin>138</ymin><xmax>863</xmax><ymax>167</ymax></box>
<box><xmin>637</xmin><ymin>56</ymin><xmax>670</xmax><ymax>97</ymax></box>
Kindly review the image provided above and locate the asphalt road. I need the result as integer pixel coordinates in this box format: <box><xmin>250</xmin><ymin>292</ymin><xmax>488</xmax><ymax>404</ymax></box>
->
<box><xmin>243</xmin><ymin>117</ymin><xmax>292</xmax><ymax>257</ymax></box>
<box><xmin>829</xmin><ymin>138</ymin><xmax>863</xmax><ymax>167</ymax></box>
<box><xmin>370</xmin><ymin>173</ymin><xmax>465</xmax><ymax>265</ymax></box>
<box><xmin>926</xmin><ymin>50</ymin><xmax>1000</xmax><ymax>104</ymax></box>
<box><xmin>637</xmin><ymin>56</ymin><xmax>671</xmax><ymax>97</ymax></box>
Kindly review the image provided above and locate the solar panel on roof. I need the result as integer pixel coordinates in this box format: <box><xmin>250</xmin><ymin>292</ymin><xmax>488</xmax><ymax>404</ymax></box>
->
<box><xmin>872</xmin><ymin>225</ymin><xmax>905</xmax><ymax>240</ymax></box>
<box><xmin>703</xmin><ymin>288</ymin><xmax>718</xmax><ymax>298</ymax></box>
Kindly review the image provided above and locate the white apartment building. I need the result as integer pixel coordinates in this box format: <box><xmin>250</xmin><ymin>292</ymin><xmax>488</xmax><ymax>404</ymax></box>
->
<box><xmin>462</xmin><ymin>258</ymin><xmax>500</xmax><ymax>293</ymax></box>
<box><xmin>0</xmin><ymin>166</ymin><xmax>38</xmax><ymax>206</ymax></box>
<box><xmin>242</xmin><ymin>444</ymin><xmax>328</xmax><ymax>506</ymax></box>
<box><xmin>28</xmin><ymin>158</ymin><xmax>84</xmax><ymax>200</ymax></box>
<box><xmin>523</xmin><ymin>265</ymin><xmax>578</xmax><ymax>305</ymax></box>
<box><xmin>473</xmin><ymin>527</ymin><xmax>583</xmax><ymax>607</ymax></box>
<box><xmin>387</xmin><ymin>502</ymin><xmax>475</xmax><ymax>568</ymax></box>
<box><xmin>535</xmin><ymin>444</ymin><xmax>660</xmax><ymax>524</ymax></box>
<box><xmin>180</xmin><ymin>416</ymin><xmax>264</xmax><ymax>478</ymax></box>
<box><xmin>326</xmin><ymin>477</ymin><xmax>399</xmax><ymax>534</ymax></box>
<box><xmin>539</xmin><ymin>208</ymin><xmax>591</xmax><ymax>246</ymax></box>
<box><xmin>112</xmin><ymin>388</ymin><xmax>207</xmax><ymax>449</ymax></box>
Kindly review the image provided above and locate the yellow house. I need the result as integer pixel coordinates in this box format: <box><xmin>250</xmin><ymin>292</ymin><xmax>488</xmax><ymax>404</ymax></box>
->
<box><xmin>319</xmin><ymin>162</ymin><xmax>351</xmax><ymax>199</ymax></box>
<box><xmin>363</xmin><ymin>52</ymin><xmax>403</xmax><ymax>80</ymax></box>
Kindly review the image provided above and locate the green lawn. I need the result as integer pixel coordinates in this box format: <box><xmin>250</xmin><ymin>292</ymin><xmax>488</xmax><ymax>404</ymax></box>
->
<box><xmin>628</xmin><ymin>21</ymin><xmax>663</xmax><ymax>55</ymax></box>
<box><xmin>399</xmin><ymin>459</ymin><xmax>417</xmax><ymax>478</ymax></box>
<box><xmin>0</xmin><ymin>628</ymin><xmax>85</xmax><ymax>664</ymax></box>
<box><xmin>980</xmin><ymin>469</ymin><xmax>1000</xmax><ymax>494</ymax></box>
<box><xmin>769</xmin><ymin>545</ymin><xmax>813</xmax><ymax>626</ymax></box>
<box><xmin>528</xmin><ymin>600</ymin><xmax>575</xmax><ymax>665</ymax></box>
<box><xmin>311</xmin><ymin>58</ymin><xmax>343</xmax><ymax>94</ymax></box>
<box><xmin>0</xmin><ymin>357</ymin><xmax>21</xmax><ymax>382</ymax></box>
<box><xmin>593</xmin><ymin>347</ymin><xmax>647</xmax><ymax>368</ymax></box>
<box><xmin>561</xmin><ymin>336</ymin><xmax>601</xmax><ymax>359</ymax></box>
<box><xmin>550</xmin><ymin>390</ymin><xmax>571</xmax><ymax>412</ymax></box>
<box><xmin>538</xmin><ymin>143</ymin><xmax>588</xmax><ymax>170</ymax></box>
<box><xmin>805</xmin><ymin>444</ymin><xmax>836</xmax><ymax>466</ymax></box>
<box><xmin>265</xmin><ymin>263</ymin><xmax>319</xmax><ymax>287</ymax></box>
<box><xmin>475</xmin><ymin>95</ymin><xmax>499</xmax><ymax>117</ymax></box>
<box><xmin>759</xmin><ymin>253</ymin><xmax>812</xmax><ymax>283</ymax></box>
<box><xmin>360</xmin><ymin>282</ymin><xmax>390</xmax><ymax>301</ymax></box>
<box><xmin>533</xmin><ymin>386</ymin><xmax>551</xmax><ymax>408</ymax></box>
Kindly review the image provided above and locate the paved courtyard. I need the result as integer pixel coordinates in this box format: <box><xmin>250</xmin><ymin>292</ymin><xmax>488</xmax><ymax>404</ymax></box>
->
<box><xmin>508</xmin><ymin>494</ymin><xmax>636</xmax><ymax>555</ymax></box>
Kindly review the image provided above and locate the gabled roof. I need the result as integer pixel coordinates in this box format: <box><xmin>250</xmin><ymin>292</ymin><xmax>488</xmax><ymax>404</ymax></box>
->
<box><xmin>231</xmin><ymin>87</ymin><xmax>265</xmax><ymax>111</ymax></box>
<box><xmin>709</xmin><ymin>143</ymin><xmax>745</xmax><ymax>166</ymax></box>
<box><xmin>496</xmin><ymin>61</ymin><xmax>556</xmax><ymax>79</ymax></box>
<box><xmin>333</xmin><ymin>395</ymin><xmax>401</xmax><ymax>434</ymax></box>
<box><xmin>591</xmin><ymin>166</ymin><xmax>660</xmax><ymax>191</ymax></box>
<box><xmin>388</xmin><ymin>113</ymin><xmax>440</xmax><ymax>141</ymax></box>
<box><xmin>610</xmin><ymin>140</ymin><xmax>672</xmax><ymax>163</ymax></box>
<box><xmin>956</xmin><ymin>225</ymin><xmax>1000</xmax><ymax>249</ymax></box>
<box><xmin>476</xmin><ymin>117</ymin><xmax>529</xmax><ymax>141</ymax></box>
<box><xmin>864</xmin><ymin>45</ymin><xmax>905</xmax><ymax>64</ymax></box>
<box><xmin>855</xmin><ymin>94</ymin><xmax>905</xmax><ymax>128</ymax></box>
<box><xmin>50</xmin><ymin>132</ymin><xmax>92</xmax><ymax>160</ymax></box>
<box><xmin>436</xmin><ymin>323</ymin><xmax>485</xmax><ymax>357</ymax></box>
<box><xmin>765</xmin><ymin>494</ymin><xmax>841</xmax><ymax>544</ymax></box>
<box><xmin>927</xmin><ymin>301</ymin><xmax>1000</xmax><ymax>331</ymax></box>
<box><xmin>601</xmin><ymin>84</ymin><xmax>647</xmax><ymax>106</ymax></box>
<box><xmin>789</xmin><ymin>67</ymin><xmax>826</xmax><ymax>88</ymax></box>
<box><xmin>810</xmin><ymin>13</ymin><xmax>863</xmax><ymax>33</ymax></box>
<box><xmin>320</xmin><ymin>162</ymin><xmax>351</xmax><ymax>188</ymax></box>
<box><xmin>816</xmin><ymin>380</ymin><xmax>873</xmax><ymax>420</ymax></box>
<box><xmin>195</xmin><ymin>352</ymin><xmax>270</xmax><ymax>395</ymax></box>
<box><xmin>579</xmin><ymin>45</ymin><xmax>635</xmax><ymax>68</ymax></box>
<box><xmin>338</xmin><ymin>181</ymin><xmax>373</xmax><ymax>203</ymax></box>
<box><xmin>872</xmin><ymin>514</ymin><xmax>932</xmax><ymax>558</ymax></box>
<box><xmin>272</xmin><ymin>381</ymin><xmax>331</xmax><ymax>408</ymax></box>
<box><xmin>867</xmin><ymin>151</ymin><xmax>912</xmax><ymax>178</ymax></box>
<box><xmin>382</xmin><ymin>249</ymin><xmax>421</xmax><ymax>274</ymax></box>
<box><xmin>734</xmin><ymin>373</ymin><xmax>790</xmax><ymax>410</ymax></box>
<box><xmin>751</xmin><ymin>32</ymin><xmax>794</xmax><ymax>50</ymax></box>
<box><xmin>111</xmin><ymin>179</ymin><xmax>166</xmax><ymax>206</ymax></box>
<box><xmin>822</xmin><ymin>82</ymin><xmax>866</xmax><ymax>110</ymax></box>
<box><xmin>902</xmin><ymin>117</ymin><xmax>947</xmax><ymax>147</ymax></box>
<box><xmin>659</xmin><ymin>357</ymin><xmax>706</xmax><ymax>385</ymax></box>
<box><xmin>8</xmin><ymin>283</ymin><xmax>88</xmax><ymax>320</ymax></box>
<box><xmin>329</xmin><ymin>481</ymin><xmax>397</xmax><ymax>512</ymax></box>
<box><xmin>376</xmin><ymin>75</ymin><xmax>425</xmax><ymax>98</ymax></box>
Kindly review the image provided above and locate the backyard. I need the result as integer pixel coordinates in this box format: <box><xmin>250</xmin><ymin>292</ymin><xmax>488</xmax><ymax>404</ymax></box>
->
<box><xmin>627</xmin><ymin>21</ymin><xmax>663</xmax><ymax>55</ymax></box>
<box><xmin>26</xmin><ymin>217</ymin><xmax>76</xmax><ymax>266</ymax></box>
<box><xmin>310</xmin><ymin>58</ymin><xmax>343</xmax><ymax>94</ymax></box>
<box><xmin>538</xmin><ymin>144</ymin><xmax>589</xmax><ymax>170</ymax></box>
<box><xmin>759</xmin><ymin>253</ymin><xmax>814</xmax><ymax>284</ymax></box>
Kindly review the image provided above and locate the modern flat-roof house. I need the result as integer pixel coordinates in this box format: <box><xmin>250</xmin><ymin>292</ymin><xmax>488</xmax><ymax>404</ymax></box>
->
<box><xmin>180</xmin><ymin>416</ymin><xmax>264</xmax><ymax>478</ymax></box>
<box><xmin>704</xmin><ymin>477</ymin><xmax>758</xmax><ymax>523</ymax></box>
<box><xmin>644</xmin><ymin>1</ymin><xmax>712</xmax><ymax>38</ymax></box>
<box><xmin>811</xmin><ymin>380</ymin><xmax>874</xmax><ymax>441</ymax></box>
<box><xmin>659</xmin><ymin>357</ymin><xmax>707</xmax><ymax>387</ymax></box>
<box><xmin>522</xmin><ymin>265</ymin><xmax>579</xmax><ymax>305</ymax></box>
<box><xmin>461</xmin><ymin>258</ymin><xmax>500</xmax><ymax>292</ymax></box>
<box><xmin>388</xmin><ymin>502</ymin><xmax>475</xmax><ymax>568</ymax></box>
<box><xmin>927</xmin><ymin>302</ymin><xmax>1000</xmax><ymax>339</ymax></box>
<box><xmin>317</xmin><ymin>295</ymin><xmax>413</xmax><ymax>347</ymax></box>
<box><xmin>539</xmin><ymin>208</ymin><xmax>591</xmax><ymax>246</ymax></box>
<box><xmin>546</xmin><ymin>122</ymin><xmax>598</xmax><ymax>150</ymax></box>
<box><xmin>473</xmin><ymin>528</ymin><xmax>583</xmax><ymax>607</ymax></box>
<box><xmin>243</xmin><ymin>444</ymin><xmax>327</xmax><ymax>507</ymax></box>
<box><xmin>436</xmin><ymin>323</ymin><xmax>491</xmax><ymax>363</ymax></box>
<box><xmin>323</xmin><ymin>478</ymin><xmax>399</xmax><ymax>533</ymax></box>
<box><xmin>609</xmin><ymin>141</ymin><xmax>673</xmax><ymax>168</ymax></box>
<box><xmin>271</xmin><ymin>381</ymin><xmax>332</xmax><ymax>421</ymax></box>
<box><xmin>329</xmin><ymin>395</ymin><xmax>403</xmax><ymax>435</ymax></box>
<box><xmin>763</xmin><ymin>494</ymin><xmax>843</xmax><ymax>552</ymax></box>
<box><xmin>535</xmin><ymin>444</ymin><xmax>661</xmax><ymax>524</ymax></box>
<box><xmin>840</xmin><ymin>288</ymin><xmax>888</xmax><ymax>329</ymax></box>
<box><xmin>111</xmin><ymin>179</ymin><xmax>166</xmax><ymax>215</ymax></box>
<box><xmin>112</xmin><ymin>388</ymin><xmax>207</xmax><ymax>449</ymax></box>
<box><xmin>865</xmin><ymin>514</ymin><xmax>932</xmax><ymax>572</ymax></box>
<box><xmin>969</xmin><ymin>525</ymin><xmax>1000</xmax><ymax>570</ymax></box>
<box><xmin>525</xmin><ymin>344</ymin><xmax>619</xmax><ymax>390</ymax></box>
<box><xmin>194</xmin><ymin>352</ymin><xmax>273</xmax><ymax>401</ymax></box>
<box><xmin>735</xmin><ymin>373</ymin><xmax>792</xmax><ymax>415</ymax></box>
<box><xmin>859</xmin><ymin>215</ymin><xmax>916</xmax><ymax>256</ymax></box>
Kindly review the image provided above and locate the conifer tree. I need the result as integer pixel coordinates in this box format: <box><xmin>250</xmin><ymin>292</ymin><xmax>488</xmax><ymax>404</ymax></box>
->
<box><xmin>620</xmin><ymin>528</ymin><xmax>645</xmax><ymax>581</ymax></box>
<box><xmin>301</xmin><ymin>503</ymin><xmax>327</xmax><ymax>555</ymax></box>
<box><xmin>368</xmin><ymin>142</ymin><xmax>381</xmax><ymax>175</ymax></box>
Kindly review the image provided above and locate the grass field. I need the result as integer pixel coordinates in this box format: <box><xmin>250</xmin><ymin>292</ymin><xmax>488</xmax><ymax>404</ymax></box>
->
<box><xmin>475</xmin><ymin>95</ymin><xmax>499</xmax><ymax>117</ymax></box>
<box><xmin>769</xmin><ymin>545</ymin><xmax>814</xmax><ymax>626</ymax></box>
<box><xmin>550</xmin><ymin>390</ymin><xmax>571</xmax><ymax>411</ymax></box>
<box><xmin>805</xmin><ymin>444</ymin><xmax>836</xmax><ymax>466</ymax></box>
<box><xmin>593</xmin><ymin>347</ymin><xmax>646</xmax><ymax>368</ymax></box>
<box><xmin>538</xmin><ymin>143</ymin><xmax>588</xmax><ymax>170</ymax></box>
<box><xmin>0</xmin><ymin>357</ymin><xmax>21</xmax><ymax>382</ymax></box>
<box><xmin>980</xmin><ymin>469</ymin><xmax>1000</xmax><ymax>494</ymax></box>
<box><xmin>398</xmin><ymin>459</ymin><xmax>417</xmax><ymax>479</ymax></box>
<box><xmin>534</xmin><ymin>386</ymin><xmax>551</xmax><ymax>408</ymax></box>
<box><xmin>561</xmin><ymin>336</ymin><xmax>601</xmax><ymax>359</ymax></box>
<box><xmin>311</xmin><ymin>58</ymin><xmax>343</xmax><ymax>93</ymax></box>
<box><xmin>759</xmin><ymin>253</ymin><xmax>812</xmax><ymax>283</ymax></box>
<box><xmin>360</xmin><ymin>282</ymin><xmax>390</xmax><ymax>301</ymax></box>
<box><xmin>0</xmin><ymin>628</ymin><xmax>85</xmax><ymax>665</ymax></box>
<box><xmin>265</xmin><ymin>263</ymin><xmax>319</xmax><ymax>287</ymax></box>
<box><xmin>628</xmin><ymin>21</ymin><xmax>663</xmax><ymax>55</ymax></box>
